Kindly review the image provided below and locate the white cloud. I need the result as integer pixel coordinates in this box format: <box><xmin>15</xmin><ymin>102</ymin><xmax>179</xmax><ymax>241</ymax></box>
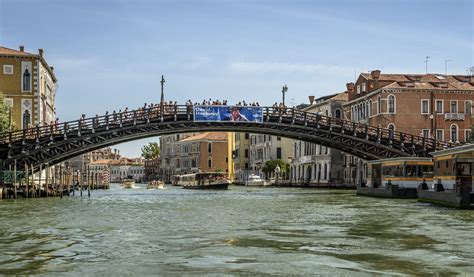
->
<box><xmin>230</xmin><ymin>61</ymin><xmax>353</xmax><ymax>75</ymax></box>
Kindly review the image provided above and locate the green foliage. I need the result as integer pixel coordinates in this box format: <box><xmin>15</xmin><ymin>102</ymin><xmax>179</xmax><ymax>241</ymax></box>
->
<box><xmin>0</xmin><ymin>93</ymin><xmax>12</xmax><ymax>134</ymax></box>
<box><xmin>262</xmin><ymin>159</ymin><xmax>289</xmax><ymax>174</ymax></box>
<box><xmin>141</xmin><ymin>142</ymin><xmax>160</xmax><ymax>159</ymax></box>
<box><xmin>215</xmin><ymin>168</ymin><xmax>223</xmax><ymax>173</ymax></box>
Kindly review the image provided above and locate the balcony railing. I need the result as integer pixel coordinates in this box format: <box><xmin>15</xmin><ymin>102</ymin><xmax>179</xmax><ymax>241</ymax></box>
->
<box><xmin>444</xmin><ymin>113</ymin><xmax>465</xmax><ymax>121</ymax></box>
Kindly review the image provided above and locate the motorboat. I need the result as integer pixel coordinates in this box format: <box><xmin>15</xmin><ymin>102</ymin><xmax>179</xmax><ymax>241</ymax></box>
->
<box><xmin>245</xmin><ymin>174</ymin><xmax>266</xmax><ymax>186</ymax></box>
<box><xmin>121</xmin><ymin>179</ymin><xmax>136</xmax><ymax>189</ymax></box>
<box><xmin>179</xmin><ymin>172</ymin><xmax>230</xmax><ymax>190</ymax></box>
<box><xmin>146</xmin><ymin>180</ymin><xmax>165</xmax><ymax>189</ymax></box>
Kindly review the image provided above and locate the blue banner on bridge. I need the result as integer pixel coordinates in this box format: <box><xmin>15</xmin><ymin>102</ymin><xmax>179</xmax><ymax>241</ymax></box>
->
<box><xmin>193</xmin><ymin>106</ymin><xmax>263</xmax><ymax>123</ymax></box>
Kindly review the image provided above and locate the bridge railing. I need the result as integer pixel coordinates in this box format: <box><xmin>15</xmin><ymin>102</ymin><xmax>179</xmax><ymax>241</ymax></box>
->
<box><xmin>0</xmin><ymin>104</ymin><xmax>451</xmax><ymax>152</ymax></box>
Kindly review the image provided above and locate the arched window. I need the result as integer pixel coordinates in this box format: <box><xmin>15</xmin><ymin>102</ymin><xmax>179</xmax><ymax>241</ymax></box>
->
<box><xmin>23</xmin><ymin>69</ymin><xmax>31</xmax><ymax>91</ymax></box>
<box><xmin>22</xmin><ymin>110</ymin><xmax>31</xmax><ymax>129</ymax></box>
<box><xmin>335</xmin><ymin>109</ymin><xmax>341</xmax><ymax>118</ymax></box>
<box><xmin>450</xmin><ymin>124</ymin><xmax>458</xmax><ymax>142</ymax></box>
<box><xmin>388</xmin><ymin>95</ymin><xmax>395</xmax><ymax>114</ymax></box>
<box><xmin>377</xmin><ymin>96</ymin><xmax>381</xmax><ymax>114</ymax></box>
<box><xmin>388</xmin><ymin>124</ymin><xmax>395</xmax><ymax>139</ymax></box>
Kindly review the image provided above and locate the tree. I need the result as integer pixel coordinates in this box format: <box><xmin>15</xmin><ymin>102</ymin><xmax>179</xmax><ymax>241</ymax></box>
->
<box><xmin>262</xmin><ymin>159</ymin><xmax>290</xmax><ymax>179</ymax></box>
<box><xmin>0</xmin><ymin>93</ymin><xmax>12</xmax><ymax>135</ymax></box>
<box><xmin>141</xmin><ymin>142</ymin><xmax>160</xmax><ymax>159</ymax></box>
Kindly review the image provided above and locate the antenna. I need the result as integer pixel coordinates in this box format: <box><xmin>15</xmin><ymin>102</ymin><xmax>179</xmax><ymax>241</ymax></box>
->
<box><xmin>444</xmin><ymin>60</ymin><xmax>452</xmax><ymax>75</ymax></box>
<box><xmin>424</xmin><ymin>56</ymin><xmax>431</xmax><ymax>74</ymax></box>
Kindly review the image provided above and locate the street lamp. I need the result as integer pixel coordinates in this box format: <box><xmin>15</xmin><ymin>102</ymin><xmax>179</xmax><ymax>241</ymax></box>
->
<box><xmin>282</xmin><ymin>84</ymin><xmax>288</xmax><ymax>106</ymax></box>
<box><xmin>160</xmin><ymin>75</ymin><xmax>165</xmax><ymax>116</ymax></box>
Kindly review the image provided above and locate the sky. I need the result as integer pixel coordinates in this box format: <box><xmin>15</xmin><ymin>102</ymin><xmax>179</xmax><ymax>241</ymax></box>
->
<box><xmin>0</xmin><ymin>0</ymin><xmax>473</xmax><ymax>157</ymax></box>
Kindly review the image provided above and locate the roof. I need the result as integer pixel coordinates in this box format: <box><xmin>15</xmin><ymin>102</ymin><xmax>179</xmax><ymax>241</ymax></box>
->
<box><xmin>303</xmin><ymin>92</ymin><xmax>347</xmax><ymax>111</ymax></box>
<box><xmin>0</xmin><ymin>46</ymin><xmax>36</xmax><ymax>57</ymax></box>
<box><xmin>359</xmin><ymin>73</ymin><xmax>474</xmax><ymax>91</ymax></box>
<box><xmin>90</xmin><ymin>159</ymin><xmax>112</xmax><ymax>165</ymax></box>
<box><xmin>0</xmin><ymin>45</ymin><xmax>57</xmax><ymax>82</ymax></box>
<box><xmin>179</xmin><ymin>132</ymin><xmax>228</xmax><ymax>142</ymax></box>
<box><xmin>367</xmin><ymin>157</ymin><xmax>433</xmax><ymax>165</ymax></box>
<box><xmin>430</xmin><ymin>144</ymin><xmax>474</xmax><ymax>157</ymax></box>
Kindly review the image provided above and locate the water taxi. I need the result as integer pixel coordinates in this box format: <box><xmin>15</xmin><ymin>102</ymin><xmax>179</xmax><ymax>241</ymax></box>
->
<box><xmin>358</xmin><ymin>157</ymin><xmax>433</xmax><ymax>198</ymax></box>
<box><xmin>178</xmin><ymin>172</ymin><xmax>230</xmax><ymax>190</ymax></box>
<box><xmin>121</xmin><ymin>178</ymin><xmax>136</xmax><ymax>189</ymax></box>
<box><xmin>418</xmin><ymin>144</ymin><xmax>474</xmax><ymax>208</ymax></box>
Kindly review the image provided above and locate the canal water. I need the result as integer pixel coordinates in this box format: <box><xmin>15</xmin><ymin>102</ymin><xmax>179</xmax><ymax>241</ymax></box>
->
<box><xmin>1</xmin><ymin>185</ymin><xmax>473</xmax><ymax>276</ymax></box>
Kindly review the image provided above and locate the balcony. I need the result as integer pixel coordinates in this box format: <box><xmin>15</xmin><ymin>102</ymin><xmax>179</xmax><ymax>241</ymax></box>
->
<box><xmin>444</xmin><ymin>113</ymin><xmax>465</xmax><ymax>121</ymax></box>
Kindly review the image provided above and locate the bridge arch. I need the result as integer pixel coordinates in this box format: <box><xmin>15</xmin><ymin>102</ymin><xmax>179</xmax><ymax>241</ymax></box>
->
<box><xmin>0</xmin><ymin>105</ymin><xmax>447</xmax><ymax>172</ymax></box>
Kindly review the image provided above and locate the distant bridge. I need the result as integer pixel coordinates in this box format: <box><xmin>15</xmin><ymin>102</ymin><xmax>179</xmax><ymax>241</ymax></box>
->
<box><xmin>0</xmin><ymin>105</ymin><xmax>448</xmax><ymax>171</ymax></box>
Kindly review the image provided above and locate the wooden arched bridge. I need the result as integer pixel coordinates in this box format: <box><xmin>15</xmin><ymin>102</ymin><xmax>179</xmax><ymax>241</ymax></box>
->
<box><xmin>0</xmin><ymin>104</ymin><xmax>448</xmax><ymax>171</ymax></box>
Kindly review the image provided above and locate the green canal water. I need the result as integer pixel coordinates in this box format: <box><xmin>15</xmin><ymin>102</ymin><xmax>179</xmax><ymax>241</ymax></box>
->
<box><xmin>1</xmin><ymin>184</ymin><xmax>474</xmax><ymax>276</ymax></box>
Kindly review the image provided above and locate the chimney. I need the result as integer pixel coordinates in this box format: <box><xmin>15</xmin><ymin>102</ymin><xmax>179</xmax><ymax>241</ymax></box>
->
<box><xmin>346</xmin><ymin>82</ymin><xmax>355</xmax><ymax>100</ymax></box>
<box><xmin>50</xmin><ymin>66</ymin><xmax>54</xmax><ymax>72</ymax></box>
<box><xmin>370</xmin><ymin>69</ymin><xmax>381</xmax><ymax>79</ymax></box>
<box><xmin>371</xmin><ymin>70</ymin><xmax>381</xmax><ymax>90</ymax></box>
<box><xmin>38</xmin><ymin>48</ymin><xmax>44</xmax><ymax>57</ymax></box>
<box><xmin>308</xmin><ymin>96</ymin><xmax>315</xmax><ymax>105</ymax></box>
<box><xmin>19</xmin><ymin>45</ymin><xmax>24</xmax><ymax>52</ymax></box>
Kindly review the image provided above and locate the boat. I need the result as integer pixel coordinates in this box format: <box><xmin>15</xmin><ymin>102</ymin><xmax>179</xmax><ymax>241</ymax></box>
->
<box><xmin>418</xmin><ymin>144</ymin><xmax>474</xmax><ymax>209</ymax></box>
<box><xmin>121</xmin><ymin>178</ymin><xmax>136</xmax><ymax>189</ymax></box>
<box><xmin>146</xmin><ymin>180</ymin><xmax>165</xmax><ymax>189</ymax></box>
<box><xmin>178</xmin><ymin>172</ymin><xmax>230</xmax><ymax>190</ymax></box>
<box><xmin>245</xmin><ymin>174</ymin><xmax>266</xmax><ymax>186</ymax></box>
<box><xmin>358</xmin><ymin>157</ymin><xmax>434</xmax><ymax>198</ymax></box>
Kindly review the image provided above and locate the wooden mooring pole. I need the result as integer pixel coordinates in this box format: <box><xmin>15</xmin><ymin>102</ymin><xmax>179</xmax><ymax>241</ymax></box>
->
<box><xmin>13</xmin><ymin>161</ymin><xmax>17</xmax><ymax>198</ymax></box>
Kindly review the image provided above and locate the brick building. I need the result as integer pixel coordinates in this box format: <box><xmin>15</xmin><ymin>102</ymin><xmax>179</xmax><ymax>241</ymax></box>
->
<box><xmin>344</xmin><ymin>70</ymin><xmax>473</xmax><ymax>142</ymax></box>
<box><xmin>343</xmin><ymin>70</ymin><xmax>474</xmax><ymax>185</ymax></box>
<box><xmin>171</xmin><ymin>132</ymin><xmax>229</xmax><ymax>175</ymax></box>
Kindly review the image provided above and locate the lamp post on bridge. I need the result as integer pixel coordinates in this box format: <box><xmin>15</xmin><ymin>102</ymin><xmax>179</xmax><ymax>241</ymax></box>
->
<box><xmin>160</xmin><ymin>75</ymin><xmax>165</xmax><ymax>115</ymax></box>
<box><xmin>282</xmin><ymin>84</ymin><xmax>288</xmax><ymax>107</ymax></box>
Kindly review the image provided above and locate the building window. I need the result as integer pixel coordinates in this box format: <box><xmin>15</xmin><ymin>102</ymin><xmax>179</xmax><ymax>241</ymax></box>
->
<box><xmin>465</xmin><ymin>129</ymin><xmax>472</xmax><ymax>142</ymax></box>
<box><xmin>465</xmin><ymin>100</ymin><xmax>472</xmax><ymax>114</ymax></box>
<box><xmin>421</xmin><ymin>99</ymin><xmax>429</xmax><ymax>114</ymax></box>
<box><xmin>244</xmin><ymin>149</ymin><xmax>249</xmax><ymax>158</ymax></box>
<box><xmin>3</xmin><ymin>65</ymin><xmax>13</xmax><ymax>75</ymax></box>
<box><xmin>357</xmin><ymin>85</ymin><xmax>361</xmax><ymax>94</ymax></box>
<box><xmin>450</xmin><ymin>101</ymin><xmax>458</xmax><ymax>113</ymax></box>
<box><xmin>208</xmin><ymin>142</ymin><xmax>212</xmax><ymax>153</ymax></box>
<box><xmin>387</xmin><ymin>95</ymin><xmax>395</xmax><ymax>114</ymax></box>
<box><xmin>436</xmin><ymin>129</ymin><xmax>444</xmax><ymax>141</ymax></box>
<box><xmin>208</xmin><ymin>158</ymin><xmax>212</xmax><ymax>168</ymax></box>
<box><xmin>277</xmin><ymin>136</ymin><xmax>281</xmax><ymax>141</ymax></box>
<box><xmin>450</xmin><ymin>124</ymin><xmax>458</xmax><ymax>142</ymax></box>
<box><xmin>245</xmin><ymin>133</ymin><xmax>249</xmax><ymax>139</ymax></box>
<box><xmin>23</xmin><ymin>69</ymin><xmax>31</xmax><ymax>92</ymax></box>
<box><xmin>22</xmin><ymin>110</ymin><xmax>31</xmax><ymax>129</ymax></box>
<box><xmin>361</xmin><ymin>83</ymin><xmax>366</xmax><ymax>92</ymax></box>
<box><xmin>335</xmin><ymin>109</ymin><xmax>341</xmax><ymax>118</ymax></box>
<box><xmin>435</xmin><ymin>100</ymin><xmax>443</xmax><ymax>114</ymax></box>
<box><xmin>244</xmin><ymin>163</ymin><xmax>249</xmax><ymax>169</ymax></box>
<box><xmin>388</xmin><ymin>124</ymin><xmax>395</xmax><ymax>139</ymax></box>
<box><xmin>277</xmin><ymin>147</ymin><xmax>282</xmax><ymax>159</ymax></box>
<box><xmin>422</xmin><ymin>129</ymin><xmax>430</xmax><ymax>138</ymax></box>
